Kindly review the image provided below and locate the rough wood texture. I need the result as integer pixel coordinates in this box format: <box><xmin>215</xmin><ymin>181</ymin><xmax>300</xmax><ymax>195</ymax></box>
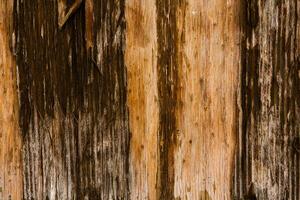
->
<box><xmin>126</xmin><ymin>0</ymin><xmax>159</xmax><ymax>199</ymax></box>
<box><xmin>126</xmin><ymin>0</ymin><xmax>240</xmax><ymax>199</ymax></box>
<box><xmin>14</xmin><ymin>0</ymin><xmax>129</xmax><ymax>199</ymax></box>
<box><xmin>155</xmin><ymin>1</ymin><xmax>185</xmax><ymax>199</ymax></box>
<box><xmin>172</xmin><ymin>0</ymin><xmax>240</xmax><ymax>199</ymax></box>
<box><xmin>0</xmin><ymin>1</ymin><xmax>23</xmax><ymax>199</ymax></box>
<box><xmin>0</xmin><ymin>0</ymin><xmax>299</xmax><ymax>199</ymax></box>
<box><xmin>234</xmin><ymin>0</ymin><xmax>300</xmax><ymax>199</ymax></box>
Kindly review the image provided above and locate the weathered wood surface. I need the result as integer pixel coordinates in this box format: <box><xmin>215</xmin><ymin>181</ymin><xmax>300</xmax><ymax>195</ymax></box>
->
<box><xmin>171</xmin><ymin>0</ymin><xmax>240</xmax><ymax>199</ymax></box>
<box><xmin>14</xmin><ymin>0</ymin><xmax>129</xmax><ymax>199</ymax></box>
<box><xmin>126</xmin><ymin>0</ymin><xmax>240</xmax><ymax>199</ymax></box>
<box><xmin>0</xmin><ymin>1</ymin><xmax>23</xmax><ymax>199</ymax></box>
<box><xmin>126</xmin><ymin>0</ymin><xmax>158</xmax><ymax>199</ymax></box>
<box><xmin>0</xmin><ymin>0</ymin><xmax>299</xmax><ymax>199</ymax></box>
<box><xmin>234</xmin><ymin>1</ymin><xmax>300</xmax><ymax>199</ymax></box>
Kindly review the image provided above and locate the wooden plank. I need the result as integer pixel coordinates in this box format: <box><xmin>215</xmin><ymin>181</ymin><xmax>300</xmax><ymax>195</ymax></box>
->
<box><xmin>172</xmin><ymin>0</ymin><xmax>241</xmax><ymax>199</ymax></box>
<box><xmin>125</xmin><ymin>0</ymin><xmax>159</xmax><ymax>199</ymax></box>
<box><xmin>234</xmin><ymin>0</ymin><xmax>300</xmax><ymax>199</ymax></box>
<box><xmin>0</xmin><ymin>1</ymin><xmax>23</xmax><ymax>199</ymax></box>
<box><xmin>13</xmin><ymin>0</ymin><xmax>130</xmax><ymax>199</ymax></box>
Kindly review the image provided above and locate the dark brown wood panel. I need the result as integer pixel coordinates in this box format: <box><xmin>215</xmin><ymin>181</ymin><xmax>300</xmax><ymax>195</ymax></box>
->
<box><xmin>13</xmin><ymin>0</ymin><xmax>129</xmax><ymax>199</ymax></box>
<box><xmin>234</xmin><ymin>0</ymin><xmax>300</xmax><ymax>199</ymax></box>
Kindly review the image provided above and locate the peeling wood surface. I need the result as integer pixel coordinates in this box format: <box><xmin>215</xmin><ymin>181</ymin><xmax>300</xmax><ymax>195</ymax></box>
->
<box><xmin>234</xmin><ymin>0</ymin><xmax>300</xmax><ymax>199</ymax></box>
<box><xmin>0</xmin><ymin>1</ymin><xmax>23</xmax><ymax>199</ymax></box>
<box><xmin>0</xmin><ymin>0</ymin><xmax>299</xmax><ymax>199</ymax></box>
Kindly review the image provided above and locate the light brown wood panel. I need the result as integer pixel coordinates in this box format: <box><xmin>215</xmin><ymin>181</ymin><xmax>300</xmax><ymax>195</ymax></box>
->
<box><xmin>173</xmin><ymin>0</ymin><xmax>240</xmax><ymax>199</ymax></box>
<box><xmin>126</xmin><ymin>0</ymin><xmax>159</xmax><ymax>199</ymax></box>
<box><xmin>0</xmin><ymin>1</ymin><xmax>23</xmax><ymax>199</ymax></box>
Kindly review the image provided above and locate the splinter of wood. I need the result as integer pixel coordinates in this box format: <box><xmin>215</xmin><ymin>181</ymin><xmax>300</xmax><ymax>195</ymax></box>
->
<box><xmin>58</xmin><ymin>0</ymin><xmax>83</xmax><ymax>29</ymax></box>
<box><xmin>58</xmin><ymin>0</ymin><xmax>94</xmax><ymax>51</ymax></box>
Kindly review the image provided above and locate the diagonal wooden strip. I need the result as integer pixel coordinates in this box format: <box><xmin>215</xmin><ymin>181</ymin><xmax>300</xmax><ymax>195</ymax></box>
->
<box><xmin>57</xmin><ymin>0</ymin><xmax>94</xmax><ymax>51</ymax></box>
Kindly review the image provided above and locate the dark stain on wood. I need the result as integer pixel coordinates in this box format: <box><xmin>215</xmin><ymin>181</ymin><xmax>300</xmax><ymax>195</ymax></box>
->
<box><xmin>13</xmin><ymin>0</ymin><xmax>129</xmax><ymax>199</ymax></box>
<box><xmin>156</xmin><ymin>0</ymin><xmax>185</xmax><ymax>199</ymax></box>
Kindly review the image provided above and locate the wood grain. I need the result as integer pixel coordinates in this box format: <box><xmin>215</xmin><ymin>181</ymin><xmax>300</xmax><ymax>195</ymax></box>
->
<box><xmin>126</xmin><ymin>0</ymin><xmax>240</xmax><ymax>199</ymax></box>
<box><xmin>0</xmin><ymin>1</ymin><xmax>23</xmax><ymax>199</ymax></box>
<box><xmin>234</xmin><ymin>0</ymin><xmax>300</xmax><ymax>199</ymax></box>
<box><xmin>126</xmin><ymin>0</ymin><xmax>159</xmax><ymax>199</ymax></box>
<box><xmin>173</xmin><ymin>0</ymin><xmax>240</xmax><ymax>199</ymax></box>
<box><xmin>14</xmin><ymin>0</ymin><xmax>129</xmax><ymax>199</ymax></box>
<box><xmin>0</xmin><ymin>0</ymin><xmax>298</xmax><ymax>199</ymax></box>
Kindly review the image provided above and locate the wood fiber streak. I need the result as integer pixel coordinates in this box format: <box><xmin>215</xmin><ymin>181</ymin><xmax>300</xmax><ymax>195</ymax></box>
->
<box><xmin>234</xmin><ymin>0</ymin><xmax>300</xmax><ymax>199</ymax></box>
<box><xmin>14</xmin><ymin>0</ymin><xmax>129</xmax><ymax>199</ymax></box>
<box><xmin>0</xmin><ymin>1</ymin><xmax>23</xmax><ymax>199</ymax></box>
<box><xmin>125</xmin><ymin>0</ymin><xmax>159</xmax><ymax>199</ymax></box>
